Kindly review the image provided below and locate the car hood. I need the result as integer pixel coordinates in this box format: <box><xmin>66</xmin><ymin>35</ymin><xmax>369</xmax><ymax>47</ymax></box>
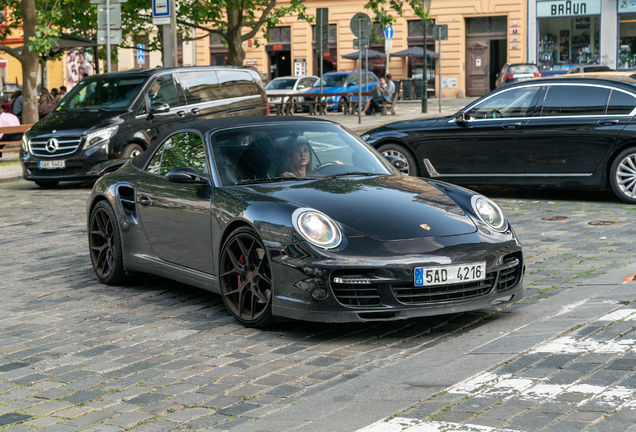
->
<box><xmin>28</xmin><ymin>110</ymin><xmax>122</xmax><ymax>136</ymax></box>
<box><xmin>246</xmin><ymin>175</ymin><xmax>477</xmax><ymax>241</ymax></box>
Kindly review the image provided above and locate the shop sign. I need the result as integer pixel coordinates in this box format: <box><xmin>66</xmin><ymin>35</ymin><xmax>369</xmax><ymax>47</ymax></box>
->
<box><xmin>246</xmin><ymin>59</ymin><xmax>257</xmax><ymax>66</ymax></box>
<box><xmin>273</xmin><ymin>44</ymin><xmax>283</xmax><ymax>51</ymax></box>
<box><xmin>619</xmin><ymin>0</ymin><xmax>636</xmax><ymax>13</ymax></box>
<box><xmin>537</xmin><ymin>0</ymin><xmax>600</xmax><ymax>17</ymax></box>
<box><xmin>294</xmin><ymin>59</ymin><xmax>306</xmax><ymax>77</ymax></box>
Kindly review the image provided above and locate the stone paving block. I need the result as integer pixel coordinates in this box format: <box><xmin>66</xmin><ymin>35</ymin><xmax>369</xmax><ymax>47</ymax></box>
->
<box><xmin>453</xmin><ymin>397</ymin><xmax>499</xmax><ymax>413</ymax></box>
<box><xmin>24</xmin><ymin>416</ymin><xmax>61</xmax><ymax>428</ymax></box>
<box><xmin>197</xmin><ymin>384</ymin><xmax>233</xmax><ymax>395</ymax></box>
<box><xmin>82</xmin><ymin>425</ymin><xmax>124</xmax><ymax>432</ymax></box>
<box><xmin>212</xmin><ymin>417</ymin><xmax>252</xmax><ymax>429</ymax></box>
<box><xmin>227</xmin><ymin>384</ymin><xmax>268</xmax><ymax>398</ymax></box>
<box><xmin>586</xmin><ymin>419</ymin><xmax>634</xmax><ymax>432</ymax></box>
<box><xmin>125</xmin><ymin>393</ymin><xmax>170</xmax><ymax>405</ymax></box>
<box><xmin>66</xmin><ymin>410</ymin><xmax>116</xmax><ymax>428</ymax></box>
<box><xmin>181</xmin><ymin>414</ymin><xmax>227</xmax><ymax>430</ymax></box>
<box><xmin>265</xmin><ymin>385</ymin><xmax>303</xmax><ymax>397</ymax></box>
<box><xmin>105</xmin><ymin>412</ymin><xmax>154</xmax><ymax>428</ymax></box>
<box><xmin>217</xmin><ymin>403</ymin><xmax>260</xmax><ymax>417</ymax></box>
<box><xmin>164</xmin><ymin>407</ymin><xmax>213</xmax><ymax>422</ymax></box>
<box><xmin>23</xmin><ymin>400</ymin><xmax>72</xmax><ymax>416</ymax></box>
<box><xmin>61</xmin><ymin>390</ymin><xmax>105</xmax><ymax>404</ymax></box>
<box><xmin>430</xmin><ymin>410</ymin><xmax>473</xmax><ymax>423</ymax></box>
<box><xmin>0</xmin><ymin>413</ymin><xmax>33</xmax><ymax>427</ymax></box>
<box><xmin>479</xmin><ymin>405</ymin><xmax>527</xmax><ymax>420</ymax></box>
<box><xmin>543</xmin><ymin>421</ymin><xmax>590</xmax><ymax>432</ymax></box>
<box><xmin>168</xmin><ymin>392</ymin><xmax>211</xmax><ymax>406</ymax></box>
<box><xmin>139</xmin><ymin>401</ymin><xmax>183</xmax><ymax>415</ymax></box>
<box><xmin>37</xmin><ymin>425</ymin><xmax>76</xmax><ymax>432</ymax></box>
<box><xmin>126</xmin><ymin>419</ymin><xmax>175</xmax><ymax>431</ymax></box>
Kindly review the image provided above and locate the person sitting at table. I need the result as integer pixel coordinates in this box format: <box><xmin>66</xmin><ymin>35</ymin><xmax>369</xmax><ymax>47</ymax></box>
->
<box><xmin>363</xmin><ymin>77</ymin><xmax>386</xmax><ymax>115</ymax></box>
<box><xmin>365</xmin><ymin>74</ymin><xmax>395</xmax><ymax>116</ymax></box>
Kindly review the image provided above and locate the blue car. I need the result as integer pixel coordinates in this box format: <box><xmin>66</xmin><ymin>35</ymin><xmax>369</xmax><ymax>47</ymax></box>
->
<box><xmin>302</xmin><ymin>71</ymin><xmax>380</xmax><ymax>111</ymax></box>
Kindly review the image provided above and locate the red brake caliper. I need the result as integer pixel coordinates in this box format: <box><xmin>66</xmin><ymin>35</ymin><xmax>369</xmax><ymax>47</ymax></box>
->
<box><xmin>237</xmin><ymin>255</ymin><xmax>246</xmax><ymax>289</ymax></box>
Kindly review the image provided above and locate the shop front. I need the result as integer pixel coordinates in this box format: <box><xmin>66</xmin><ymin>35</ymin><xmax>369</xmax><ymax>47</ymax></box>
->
<box><xmin>619</xmin><ymin>1</ymin><xmax>636</xmax><ymax>68</ymax></box>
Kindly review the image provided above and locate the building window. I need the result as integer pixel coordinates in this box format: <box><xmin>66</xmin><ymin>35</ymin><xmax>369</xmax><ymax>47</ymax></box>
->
<box><xmin>407</xmin><ymin>19</ymin><xmax>436</xmax><ymax>85</ymax></box>
<box><xmin>537</xmin><ymin>16</ymin><xmax>600</xmax><ymax>70</ymax></box>
<box><xmin>268</xmin><ymin>27</ymin><xmax>291</xmax><ymax>43</ymax></box>
<box><xmin>619</xmin><ymin>13</ymin><xmax>636</xmax><ymax>69</ymax></box>
<box><xmin>210</xmin><ymin>33</ymin><xmax>228</xmax><ymax>66</ymax></box>
<box><xmin>466</xmin><ymin>16</ymin><xmax>507</xmax><ymax>34</ymax></box>
<box><xmin>408</xmin><ymin>20</ymin><xmax>436</xmax><ymax>37</ymax></box>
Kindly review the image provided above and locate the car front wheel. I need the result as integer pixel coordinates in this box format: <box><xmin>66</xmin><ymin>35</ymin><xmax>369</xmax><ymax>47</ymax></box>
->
<box><xmin>219</xmin><ymin>226</ymin><xmax>275</xmax><ymax>328</ymax></box>
<box><xmin>89</xmin><ymin>200</ymin><xmax>127</xmax><ymax>285</ymax></box>
<box><xmin>122</xmin><ymin>144</ymin><xmax>144</xmax><ymax>158</ymax></box>
<box><xmin>378</xmin><ymin>143</ymin><xmax>419</xmax><ymax>176</ymax></box>
<box><xmin>610</xmin><ymin>147</ymin><xmax>636</xmax><ymax>204</ymax></box>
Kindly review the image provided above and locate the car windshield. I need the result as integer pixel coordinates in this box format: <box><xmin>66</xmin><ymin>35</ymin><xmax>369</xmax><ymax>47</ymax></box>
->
<box><xmin>57</xmin><ymin>76</ymin><xmax>147</xmax><ymax>111</ymax></box>
<box><xmin>265</xmin><ymin>79</ymin><xmax>297</xmax><ymax>90</ymax></box>
<box><xmin>312</xmin><ymin>75</ymin><xmax>347</xmax><ymax>87</ymax></box>
<box><xmin>211</xmin><ymin>123</ymin><xmax>395</xmax><ymax>185</ymax></box>
<box><xmin>508</xmin><ymin>65</ymin><xmax>539</xmax><ymax>74</ymax></box>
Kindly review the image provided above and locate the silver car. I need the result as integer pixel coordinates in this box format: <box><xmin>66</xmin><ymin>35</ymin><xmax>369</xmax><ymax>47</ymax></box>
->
<box><xmin>265</xmin><ymin>76</ymin><xmax>318</xmax><ymax>112</ymax></box>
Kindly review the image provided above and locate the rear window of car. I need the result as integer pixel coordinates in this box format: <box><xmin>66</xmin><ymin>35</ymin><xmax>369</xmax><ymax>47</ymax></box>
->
<box><xmin>217</xmin><ymin>70</ymin><xmax>260</xmax><ymax>98</ymax></box>
<box><xmin>508</xmin><ymin>65</ymin><xmax>539</xmax><ymax>74</ymax></box>
<box><xmin>606</xmin><ymin>90</ymin><xmax>636</xmax><ymax>115</ymax></box>
<box><xmin>542</xmin><ymin>85</ymin><xmax>610</xmax><ymax>116</ymax></box>
<box><xmin>179</xmin><ymin>71</ymin><xmax>222</xmax><ymax>104</ymax></box>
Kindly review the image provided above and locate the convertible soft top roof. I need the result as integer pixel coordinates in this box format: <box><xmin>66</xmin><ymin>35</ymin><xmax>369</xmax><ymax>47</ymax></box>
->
<box><xmin>132</xmin><ymin>116</ymin><xmax>334</xmax><ymax>169</ymax></box>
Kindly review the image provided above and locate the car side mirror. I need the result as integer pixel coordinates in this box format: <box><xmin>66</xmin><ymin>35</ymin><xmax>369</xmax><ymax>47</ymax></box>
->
<box><xmin>455</xmin><ymin>111</ymin><xmax>466</xmax><ymax>124</ymax></box>
<box><xmin>149</xmin><ymin>102</ymin><xmax>170</xmax><ymax>114</ymax></box>
<box><xmin>348</xmin><ymin>82</ymin><xmax>355</xmax><ymax>87</ymax></box>
<box><xmin>166</xmin><ymin>167</ymin><xmax>209</xmax><ymax>183</ymax></box>
<box><xmin>384</xmin><ymin>155</ymin><xmax>406</xmax><ymax>170</ymax></box>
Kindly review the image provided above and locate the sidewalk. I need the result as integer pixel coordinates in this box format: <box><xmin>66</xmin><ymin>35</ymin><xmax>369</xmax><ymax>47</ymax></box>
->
<box><xmin>0</xmin><ymin>152</ymin><xmax>21</xmax><ymax>183</ymax></box>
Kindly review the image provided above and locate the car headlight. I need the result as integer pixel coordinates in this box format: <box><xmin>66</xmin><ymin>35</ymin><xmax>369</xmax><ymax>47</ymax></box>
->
<box><xmin>471</xmin><ymin>196</ymin><xmax>507</xmax><ymax>232</ymax></box>
<box><xmin>21</xmin><ymin>134</ymin><xmax>28</xmax><ymax>152</ymax></box>
<box><xmin>85</xmin><ymin>125</ymin><xmax>118</xmax><ymax>149</ymax></box>
<box><xmin>292</xmin><ymin>208</ymin><xmax>342</xmax><ymax>249</ymax></box>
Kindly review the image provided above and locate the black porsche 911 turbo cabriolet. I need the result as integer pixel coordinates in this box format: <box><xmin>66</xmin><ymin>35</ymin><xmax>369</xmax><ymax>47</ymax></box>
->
<box><xmin>87</xmin><ymin>117</ymin><xmax>523</xmax><ymax>327</ymax></box>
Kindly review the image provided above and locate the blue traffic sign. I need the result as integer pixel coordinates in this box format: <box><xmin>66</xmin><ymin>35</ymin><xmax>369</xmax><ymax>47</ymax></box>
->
<box><xmin>384</xmin><ymin>25</ymin><xmax>394</xmax><ymax>40</ymax></box>
<box><xmin>152</xmin><ymin>0</ymin><xmax>169</xmax><ymax>18</ymax></box>
<box><xmin>137</xmin><ymin>44</ymin><xmax>145</xmax><ymax>65</ymax></box>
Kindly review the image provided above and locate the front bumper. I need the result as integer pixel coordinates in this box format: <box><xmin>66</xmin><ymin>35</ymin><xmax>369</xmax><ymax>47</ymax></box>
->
<box><xmin>267</xmin><ymin>232</ymin><xmax>524</xmax><ymax>323</ymax></box>
<box><xmin>21</xmin><ymin>141</ymin><xmax>109</xmax><ymax>182</ymax></box>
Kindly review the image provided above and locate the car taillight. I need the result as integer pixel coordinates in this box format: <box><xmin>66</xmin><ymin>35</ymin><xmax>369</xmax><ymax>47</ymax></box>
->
<box><xmin>267</xmin><ymin>99</ymin><xmax>270</xmax><ymax>115</ymax></box>
<box><xmin>505</xmin><ymin>74</ymin><xmax>514</xmax><ymax>79</ymax></box>
<box><xmin>534</xmin><ymin>73</ymin><xmax>542</xmax><ymax>77</ymax></box>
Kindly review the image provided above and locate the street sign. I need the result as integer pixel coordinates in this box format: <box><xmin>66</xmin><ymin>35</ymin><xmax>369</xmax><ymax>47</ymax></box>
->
<box><xmin>97</xmin><ymin>3</ymin><xmax>121</xmax><ymax>29</ymax></box>
<box><xmin>385</xmin><ymin>39</ymin><xmax>393</xmax><ymax>51</ymax></box>
<box><xmin>97</xmin><ymin>29</ymin><xmax>122</xmax><ymax>45</ymax></box>
<box><xmin>350</xmin><ymin>13</ymin><xmax>372</xmax><ymax>38</ymax></box>
<box><xmin>384</xmin><ymin>25</ymin><xmax>394</xmax><ymax>40</ymax></box>
<box><xmin>316</xmin><ymin>8</ymin><xmax>329</xmax><ymax>55</ymax></box>
<box><xmin>433</xmin><ymin>24</ymin><xmax>448</xmax><ymax>41</ymax></box>
<box><xmin>137</xmin><ymin>44</ymin><xmax>145</xmax><ymax>65</ymax></box>
<box><xmin>152</xmin><ymin>0</ymin><xmax>170</xmax><ymax>25</ymax></box>
<box><xmin>353</xmin><ymin>38</ymin><xmax>369</xmax><ymax>50</ymax></box>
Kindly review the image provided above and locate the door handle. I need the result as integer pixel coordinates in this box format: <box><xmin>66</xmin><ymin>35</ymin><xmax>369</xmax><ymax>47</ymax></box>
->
<box><xmin>191</xmin><ymin>108</ymin><xmax>200</xmax><ymax>115</ymax></box>
<box><xmin>176</xmin><ymin>111</ymin><xmax>186</xmax><ymax>118</ymax></box>
<box><xmin>139</xmin><ymin>196</ymin><xmax>152</xmax><ymax>206</ymax></box>
<box><xmin>502</xmin><ymin>123</ymin><xmax>522</xmax><ymax>129</ymax></box>
<box><xmin>598</xmin><ymin>119</ymin><xmax>619</xmax><ymax>126</ymax></box>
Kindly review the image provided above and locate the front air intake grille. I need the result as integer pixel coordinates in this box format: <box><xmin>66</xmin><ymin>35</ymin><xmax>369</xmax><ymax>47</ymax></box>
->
<box><xmin>391</xmin><ymin>272</ymin><xmax>497</xmax><ymax>304</ymax></box>
<box><xmin>29</xmin><ymin>167</ymin><xmax>83</xmax><ymax>177</ymax></box>
<box><xmin>331</xmin><ymin>273</ymin><xmax>381</xmax><ymax>306</ymax></box>
<box><xmin>30</xmin><ymin>136</ymin><xmax>83</xmax><ymax>157</ymax></box>
<box><xmin>497</xmin><ymin>255</ymin><xmax>522</xmax><ymax>292</ymax></box>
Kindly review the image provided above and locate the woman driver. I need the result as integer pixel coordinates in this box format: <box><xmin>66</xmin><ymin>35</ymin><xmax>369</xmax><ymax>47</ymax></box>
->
<box><xmin>282</xmin><ymin>141</ymin><xmax>313</xmax><ymax>177</ymax></box>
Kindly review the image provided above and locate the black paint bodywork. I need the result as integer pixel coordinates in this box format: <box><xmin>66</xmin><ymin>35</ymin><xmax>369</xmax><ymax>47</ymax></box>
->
<box><xmin>87</xmin><ymin>117</ymin><xmax>524</xmax><ymax>323</ymax></box>
<box><xmin>364</xmin><ymin>76</ymin><xmax>636</xmax><ymax>189</ymax></box>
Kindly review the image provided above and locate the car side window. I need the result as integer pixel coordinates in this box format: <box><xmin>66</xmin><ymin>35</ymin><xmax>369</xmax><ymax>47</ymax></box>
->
<box><xmin>179</xmin><ymin>71</ymin><xmax>222</xmax><ymax>104</ymax></box>
<box><xmin>606</xmin><ymin>90</ymin><xmax>636</xmax><ymax>115</ymax></box>
<box><xmin>541</xmin><ymin>85</ymin><xmax>610</xmax><ymax>116</ymax></box>
<box><xmin>146</xmin><ymin>144</ymin><xmax>164</xmax><ymax>175</ymax></box>
<box><xmin>466</xmin><ymin>87</ymin><xmax>539</xmax><ymax>120</ymax></box>
<box><xmin>347</xmin><ymin>75</ymin><xmax>358</xmax><ymax>86</ymax></box>
<box><xmin>298</xmin><ymin>78</ymin><xmax>313</xmax><ymax>88</ymax></box>
<box><xmin>368</xmin><ymin>74</ymin><xmax>378</xmax><ymax>84</ymax></box>
<box><xmin>147</xmin><ymin>75</ymin><xmax>180</xmax><ymax>108</ymax></box>
<box><xmin>159</xmin><ymin>132</ymin><xmax>207</xmax><ymax>176</ymax></box>
<box><xmin>217</xmin><ymin>70</ymin><xmax>259</xmax><ymax>98</ymax></box>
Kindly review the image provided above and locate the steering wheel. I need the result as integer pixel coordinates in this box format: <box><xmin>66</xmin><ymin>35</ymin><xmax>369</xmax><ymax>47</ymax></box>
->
<box><xmin>312</xmin><ymin>162</ymin><xmax>339</xmax><ymax>175</ymax></box>
<box><xmin>488</xmin><ymin>109</ymin><xmax>504</xmax><ymax>119</ymax></box>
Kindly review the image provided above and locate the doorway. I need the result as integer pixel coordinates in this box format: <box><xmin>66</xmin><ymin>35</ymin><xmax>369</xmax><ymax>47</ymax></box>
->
<box><xmin>269</xmin><ymin>51</ymin><xmax>291</xmax><ymax>79</ymax></box>
<box><xmin>489</xmin><ymin>40</ymin><xmax>507</xmax><ymax>90</ymax></box>
<box><xmin>465</xmin><ymin>16</ymin><xmax>507</xmax><ymax>96</ymax></box>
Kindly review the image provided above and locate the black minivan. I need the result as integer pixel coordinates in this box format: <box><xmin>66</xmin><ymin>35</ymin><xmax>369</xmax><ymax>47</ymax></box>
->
<box><xmin>20</xmin><ymin>66</ymin><xmax>268</xmax><ymax>187</ymax></box>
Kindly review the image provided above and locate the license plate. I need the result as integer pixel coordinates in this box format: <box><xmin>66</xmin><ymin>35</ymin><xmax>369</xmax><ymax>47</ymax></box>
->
<box><xmin>415</xmin><ymin>263</ymin><xmax>486</xmax><ymax>286</ymax></box>
<box><xmin>38</xmin><ymin>160</ymin><xmax>65</xmax><ymax>169</ymax></box>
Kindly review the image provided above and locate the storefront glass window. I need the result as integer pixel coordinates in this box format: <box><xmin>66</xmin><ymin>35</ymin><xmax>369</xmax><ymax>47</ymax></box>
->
<box><xmin>537</xmin><ymin>16</ymin><xmax>600</xmax><ymax>70</ymax></box>
<box><xmin>619</xmin><ymin>14</ymin><xmax>636</xmax><ymax>69</ymax></box>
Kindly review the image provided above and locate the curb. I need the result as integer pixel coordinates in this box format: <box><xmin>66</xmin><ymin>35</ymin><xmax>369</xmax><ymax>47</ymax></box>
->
<box><xmin>0</xmin><ymin>176</ymin><xmax>22</xmax><ymax>184</ymax></box>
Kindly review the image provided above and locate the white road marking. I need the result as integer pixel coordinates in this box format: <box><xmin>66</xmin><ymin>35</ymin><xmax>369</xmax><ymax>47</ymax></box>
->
<box><xmin>598</xmin><ymin>309</ymin><xmax>636</xmax><ymax>321</ymax></box>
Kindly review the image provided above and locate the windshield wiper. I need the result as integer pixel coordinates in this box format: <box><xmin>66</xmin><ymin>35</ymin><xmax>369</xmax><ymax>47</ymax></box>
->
<box><xmin>236</xmin><ymin>176</ymin><xmax>313</xmax><ymax>185</ymax></box>
<box><xmin>328</xmin><ymin>172</ymin><xmax>381</xmax><ymax>178</ymax></box>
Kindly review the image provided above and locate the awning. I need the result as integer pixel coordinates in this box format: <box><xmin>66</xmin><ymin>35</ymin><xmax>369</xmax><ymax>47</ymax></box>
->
<box><xmin>390</xmin><ymin>46</ymin><xmax>439</xmax><ymax>58</ymax></box>
<box><xmin>342</xmin><ymin>49</ymin><xmax>386</xmax><ymax>60</ymax></box>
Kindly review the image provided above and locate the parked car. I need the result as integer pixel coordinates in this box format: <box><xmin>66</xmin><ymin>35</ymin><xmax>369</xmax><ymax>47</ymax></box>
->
<box><xmin>20</xmin><ymin>66</ymin><xmax>267</xmax><ymax>188</ymax></box>
<box><xmin>362</xmin><ymin>75</ymin><xmax>636</xmax><ymax>204</ymax></box>
<box><xmin>302</xmin><ymin>71</ymin><xmax>380</xmax><ymax>111</ymax></box>
<box><xmin>265</xmin><ymin>76</ymin><xmax>318</xmax><ymax>112</ymax></box>
<box><xmin>87</xmin><ymin>116</ymin><xmax>523</xmax><ymax>327</ymax></box>
<box><xmin>567</xmin><ymin>65</ymin><xmax>613</xmax><ymax>74</ymax></box>
<box><xmin>495</xmin><ymin>63</ymin><xmax>541</xmax><ymax>88</ymax></box>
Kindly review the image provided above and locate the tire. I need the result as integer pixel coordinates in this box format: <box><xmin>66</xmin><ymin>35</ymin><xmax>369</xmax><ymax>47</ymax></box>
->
<box><xmin>34</xmin><ymin>180</ymin><xmax>59</xmax><ymax>188</ymax></box>
<box><xmin>88</xmin><ymin>200</ymin><xmax>127</xmax><ymax>285</ymax></box>
<box><xmin>610</xmin><ymin>147</ymin><xmax>636</xmax><ymax>204</ymax></box>
<box><xmin>378</xmin><ymin>143</ymin><xmax>419</xmax><ymax>176</ymax></box>
<box><xmin>219</xmin><ymin>226</ymin><xmax>275</xmax><ymax>328</ymax></box>
<box><xmin>337</xmin><ymin>98</ymin><xmax>345</xmax><ymax>113</ymax></box>
<box><xmin>122</xmin><ymin>144</ymin><xmax>144</xmax><ymax>159</ymax></box>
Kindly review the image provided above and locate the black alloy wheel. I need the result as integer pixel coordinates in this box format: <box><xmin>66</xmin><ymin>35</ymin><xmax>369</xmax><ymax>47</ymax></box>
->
<box><xmin>89</xmin><ymin>200</ymin><xmax>126</xmax><ymax>285</ymax></box>
<box><xmin>610</xmin><ymin>147</ymin><xmax>636</xmax><ymax>204</ymax></box>
<box><xmin>378</xmin><ymin>143</ymin><xmax>419</xmax><ymax>176</ymax></box>
<box><xmin>219</xmin><ymin>226</ymin><xmax>275</xmax><ymax>327</ymax></box>
<box><xmin>34</xmin><ymin>180</ymin><xmax>59</xmax><ymax>188</ymax></box>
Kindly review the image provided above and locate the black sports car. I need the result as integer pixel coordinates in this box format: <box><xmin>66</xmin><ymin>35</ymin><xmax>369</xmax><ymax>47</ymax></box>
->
<box><xmin>363</xmin><ymin>76</ymin><xmax>636</xmax><ymax>204</ymax></box>
<box><xmin>87</xmin><ymin>117</ymin><xmax>523</xmax><ymax>327</ymax></box>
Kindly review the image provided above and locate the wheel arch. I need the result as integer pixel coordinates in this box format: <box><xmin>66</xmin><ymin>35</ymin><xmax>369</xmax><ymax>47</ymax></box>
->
<box><xmin>219</xmin><ymin>219</ymin><xmax>257</xmax><ymax>257</ymax></box>
<box><xmin>374</xmin><ymin>139</ymin><xmax>422</xmax><ymax>176</ymax></box>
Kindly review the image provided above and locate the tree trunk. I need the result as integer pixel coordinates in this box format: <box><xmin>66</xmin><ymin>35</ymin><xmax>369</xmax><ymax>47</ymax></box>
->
<box><xmin>226</xmin><ymin>6</ymin><xmax>246</xmax><ymax>66</ymax></box>
<box><xmin>21</xmin><ymin>0</ymin><xmax>40</xmax><ymax>125</ymax></box>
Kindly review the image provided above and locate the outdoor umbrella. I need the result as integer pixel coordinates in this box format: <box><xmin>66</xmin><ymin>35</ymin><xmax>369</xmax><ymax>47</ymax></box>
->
<box><xmin>390</xmin><ymin>46</ymin><xmax>439</xmax><ymax>58</ymax></box>
<box><xmin>342</xmin><ymin>49</ymin><xmax>386</xmax><ymax>59</ymax></box>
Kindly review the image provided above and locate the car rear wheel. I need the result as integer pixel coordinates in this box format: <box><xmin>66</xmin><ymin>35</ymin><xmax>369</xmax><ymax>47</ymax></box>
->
<box><xmin>34</xmin><ymin>180</ymin><xmax>59</xmax><ymax>188</ymax></box>
<box><xmin>610</xmin><ymin>147</ymin><xmax>636</xmax><ymax>204</ymax></box>
<box><xmin>378</xmin><ymin>143</ymin><xmax>419</xmax><ymax>176</ymax></box>
<box><xmin>122</xmin><ymin>144</ymin><xmax>143</xmax><ymax>158</ymax></box>
<box><xmin>219</xmin><ymin>226</ymin><xmax>275</xmax><ymax>328</ymax></box>
<box><xmin>89</xmin><ymin>200</ymin><xmax>127</xmax><ymax>285</ymax></box>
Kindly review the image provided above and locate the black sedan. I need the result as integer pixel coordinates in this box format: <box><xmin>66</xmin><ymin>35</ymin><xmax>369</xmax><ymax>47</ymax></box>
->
<box><xmin>87</xmin><ymin>117</ymin><xmax>523</xmax><ymax>327</ymax></box>
<box><xmin>363</xmin><ymin>75</ymin><xmax>636</xmax><ymax>204</ymax></box>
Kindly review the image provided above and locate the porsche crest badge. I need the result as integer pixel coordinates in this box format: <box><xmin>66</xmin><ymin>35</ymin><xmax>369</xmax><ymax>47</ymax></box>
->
<box><xmin>420</xmin><ymin>224</ymin><xmax>431</xmax><ymax>231</ymax></box>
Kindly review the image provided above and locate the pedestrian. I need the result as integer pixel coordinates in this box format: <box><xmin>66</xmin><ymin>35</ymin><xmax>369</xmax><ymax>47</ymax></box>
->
<box><xmin>59</xmin><ymin>86</ymin><xmax>67</xmax><ymax>95</ymax></box>
<box><xmin>11</xmin><ymin>91</ymin><xmax>23</xmax><ymax>121</ymax></box>
<box><xmin>0</xmin><ymin>105</ymin><xmax>20</xmax><ymax>159</ymax></box>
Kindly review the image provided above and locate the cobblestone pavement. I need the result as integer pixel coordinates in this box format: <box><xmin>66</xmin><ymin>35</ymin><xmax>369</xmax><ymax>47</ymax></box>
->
<box><xmin>1</xmin><ymin>181</ymin><xmax>636</xmax><ymax>432</ymax></box>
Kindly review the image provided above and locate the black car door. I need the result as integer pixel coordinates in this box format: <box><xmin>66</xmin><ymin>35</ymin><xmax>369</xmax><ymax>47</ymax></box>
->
<box><xmin>523</xmin><ymin>84</ymin><xmax>629</xmax><ymax>175</ymax></box>
<box><xmin>136</xmin><ymin>131</ymin><xmax>214</xmax><ymax>273</ymax></box>
<box><xmin>178</xmin><ymin>70</ymin><xmax>229</xmax><ymax>119</ymax></box>
<box><xmin>144</xmin><ymin>73</ymin><xmax>188</xmax><ymax>142</ymax></box>
<box><xmin>435</xmin><ymin>85</ymin><xmax>540</xmax><ymax>177</ymax></box>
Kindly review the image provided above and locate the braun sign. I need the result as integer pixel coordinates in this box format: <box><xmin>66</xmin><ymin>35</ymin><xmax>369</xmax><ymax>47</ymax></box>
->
<box><xmin>536</xmin><ymin>0</ymin><xmax>600</xmax><ymax>18</ymax></box>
